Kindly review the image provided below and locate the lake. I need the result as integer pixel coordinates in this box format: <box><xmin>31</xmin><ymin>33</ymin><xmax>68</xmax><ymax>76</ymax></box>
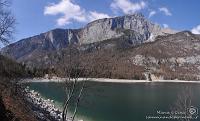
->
<box><xmin>26</xmin><ymin>81</ymin><xmax>200</xmax><ymax>121</ymax></box>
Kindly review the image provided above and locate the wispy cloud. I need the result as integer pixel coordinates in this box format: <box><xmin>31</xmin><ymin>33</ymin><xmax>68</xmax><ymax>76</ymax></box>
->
<box><xmin>149</xmin><ymin>10</ymin><xmax>156</xmax><ymax>18</ymax></box>
<box><xmin>191</xmin><ymin>25</ymin><xmax>200</xmax><ymax>34</ymax></box>
<box><xmin>111</xmin><ymin>0</ymin><xmax>146</xmax><ymax>14</ymax></box>
<box><xmin>44</xmin><ymin>0</ymin><xmax>110</xmax><ymax>26</ymax></box>
<box><xmin>159</xmin><ymin>7</ymin><xmax>172</xmax><ymax>16</ymax></box>
<box><xmin>163</xmin><ymin>24</ymin><xmax>169</xmax><ymax>28</ymax></box>
<box><xmin>88</xmin><ymin>11</ymin><xmax>111</xmax><ymax>21</ymax></box>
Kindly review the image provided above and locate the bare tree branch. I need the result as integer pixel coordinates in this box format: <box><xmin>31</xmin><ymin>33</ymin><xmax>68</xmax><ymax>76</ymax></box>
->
<box><xmin>0</xmin><ymin>0</ymin><xmax>15</xmax><ymax>45</ymax></box>
<box><xmin>71</xmin><ymin>81</ymin><xmax>85</xmax><ymax>121</ymax></box>
<box><xmin>171</xmin><ymin>86</ymin><xmax>193</xmax><ymax>121</ymax></box>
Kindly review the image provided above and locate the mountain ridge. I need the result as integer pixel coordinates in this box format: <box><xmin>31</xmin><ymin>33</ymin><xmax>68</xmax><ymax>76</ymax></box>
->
<box><xmin>1</xmin><ymin>13</ymin><xmax>175</xmax><ymax>61</ymax></box>
<box><xmin>2</xmin><ymin>17</ymin><xmax>200</xmax><ymax>80</ymax></box>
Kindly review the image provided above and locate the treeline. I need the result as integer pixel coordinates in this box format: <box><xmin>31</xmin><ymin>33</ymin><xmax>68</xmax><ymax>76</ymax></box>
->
<box><xmin>0</xmin><ymin>54</ymin><xmax>56</xmax><ymax>78</ymax></box>
<box><xmin>49</xmin><ymin>49</ymin><xmax>147</xmax><ymax>80</ymax></box>
<box><xmin>27</xmin><ymin>67</ymin><xmax>56</xmax><ymax>78</ymax></box>
<box><xmin>0</xmin><ymin>55</ymin><xmax>28</xmax><ymax>78</ymax></box>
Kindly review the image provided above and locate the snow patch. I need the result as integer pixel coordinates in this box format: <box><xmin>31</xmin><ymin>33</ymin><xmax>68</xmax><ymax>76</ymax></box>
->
<box><xmin>49</xmin><ymin>32</ymin><xmax>54</xmax><ymax>43</ymax></box>
<box><xmin>145</xmin><ymin>33</ymin><xmax>155</xmax><ymax>43</ymax></box>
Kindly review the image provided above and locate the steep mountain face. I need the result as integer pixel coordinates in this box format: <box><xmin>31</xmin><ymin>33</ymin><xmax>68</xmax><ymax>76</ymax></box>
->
<box><xmin>1</xmin><ymin>29</ymin><xmax>80</xmax><ymax>60</ymax></box>
<box><xmin>79</xmin><ymin>14</ymin><xmax>163</xmax><ymax>44</ymax></box>
<box><xmin>1</xmin><ymin>13</ymin><xmax>173</xmax><ymax>61</ymax></box>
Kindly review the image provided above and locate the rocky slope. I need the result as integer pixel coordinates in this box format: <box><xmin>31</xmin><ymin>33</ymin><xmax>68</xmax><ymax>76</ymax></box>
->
<box><xmin>127</xmin><ymin>31</ymin><xmax>200</xmax><ymax>80</ymax></box>
<box><xmin>1</xmin><ymin>13</ymin><xmax>174</xmax><ymax>62</ymax></box>
<box><xmin>76</xmin><ymin>31</ymin><xmax>200</xmax><ymax>80</ymax></box>
<box><xmin>14</xmin><ymin>31</ymin><xmax>200</xmax><ymax>81</ymax></box>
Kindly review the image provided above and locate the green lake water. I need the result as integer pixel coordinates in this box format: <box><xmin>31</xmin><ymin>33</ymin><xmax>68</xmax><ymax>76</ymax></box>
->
<box><xmin>26</xmin><ymin>81</ymin><xmax>200</xmax><ymax>121</ymax></box>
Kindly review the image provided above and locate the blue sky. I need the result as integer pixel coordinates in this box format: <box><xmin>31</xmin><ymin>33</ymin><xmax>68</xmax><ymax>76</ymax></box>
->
<box><xmin>11</xmin><ymin>0</ymin><xmax>200</xmax><ymax>42</ymax></box>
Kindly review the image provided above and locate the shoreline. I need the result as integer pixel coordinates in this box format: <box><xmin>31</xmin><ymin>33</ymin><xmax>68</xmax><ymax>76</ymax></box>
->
<box><xmin>22</xmin><ymin>77</ymin><xmax>200</xmax><ymax>84</ymax></box>
<box><xmin>25</xmin><ymin>86</ymin><xmax>84</xmax><ymax>121</ymax></box>
<box><xmin>24</xmin><ymin>87</ymin><xmax>62</xmax><ymax>121</ymax></box>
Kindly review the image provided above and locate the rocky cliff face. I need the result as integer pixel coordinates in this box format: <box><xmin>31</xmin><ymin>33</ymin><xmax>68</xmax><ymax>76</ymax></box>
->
<box><xmin>79</xmin><ymin>13</ymin><xmax>173</xmax><ymax>44</ymax></box>
<box><xmin>1</xmin><ymin>13</ymin><xmax>174</xmax><ymax>61</ymax></box>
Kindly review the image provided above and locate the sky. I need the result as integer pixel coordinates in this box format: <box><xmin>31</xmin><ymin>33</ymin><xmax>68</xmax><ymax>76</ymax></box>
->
<box><xmin>10</xmin><ymin>0</ymin><xmax>200</xmax><ymax>43</ymax></box>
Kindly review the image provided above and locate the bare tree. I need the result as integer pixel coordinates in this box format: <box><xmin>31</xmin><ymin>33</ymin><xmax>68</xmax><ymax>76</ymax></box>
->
<box><xmin>171</xmin><ymin>86</ymin><xmax>195</xmax><ymax>121</ymax></box>
<box><xmin>61</xmin><ymin>44</ymin><xmax>95</xmax><ymax>121</ymax></box>
<box><xmin>0</xmin><ymin>0</ymin><xmax>15</xmax><ymax>45</ymax></box>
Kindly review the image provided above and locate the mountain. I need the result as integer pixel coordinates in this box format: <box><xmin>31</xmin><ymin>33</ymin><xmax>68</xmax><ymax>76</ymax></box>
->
<box><xmin>5</xmin><ymin>13</ymin><xmax>199</xmax><ymax>80</ymax></box>
<box><xmin>36</xmin><ymin>31</ymin><xmax>200</xmax><ymax>80</ymax></box>
<box><xmin>1</xmin><ymin>13</ymin><xmax>175</xmax><ymax>62</ymax></box>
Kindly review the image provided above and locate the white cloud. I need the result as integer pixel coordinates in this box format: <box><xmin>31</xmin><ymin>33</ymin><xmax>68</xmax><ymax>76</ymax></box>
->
<box><xmin>44</xmin><ymin>0</ymin><xmax>110</xmax><ymax>26</ymax></box>
<box><xmin>159</xmin><ymin>7</ymin><xmax>172</xmax><ymax>16</ymax></box>
<box><xmin>191</xmin><ymin>25</ymin><xmax>200</xmax><ymax>34</ymax></box>
<box><xmin>111</xmin><ymin>0</ymin><xmax>146</xmax><ymax>14</ymax></box>
<box><xmin>163</xmin><ymin>24</ymin><xmax>169</xmax><ymax>28</ymax></box>
<box><xmin>88</xmin><ymin>11</ymin><xmax>110</xmax><ymax>21</ymax></box>
<box><xmin>44</xmin><ymin>0</ymin><xmax>87</xmax><ymax>26</ymax></box>
<box><xmin>149</xmin><ymin>11</ymin><xmax>156</xmax><ymax>18</ymax></box>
